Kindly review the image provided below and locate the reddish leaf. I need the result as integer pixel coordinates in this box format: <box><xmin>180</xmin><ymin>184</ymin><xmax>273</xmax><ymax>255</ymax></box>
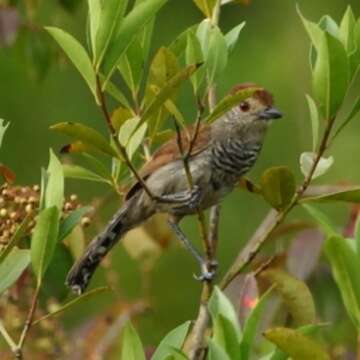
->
<box><xmin>0</xmin><ymin>163</ymin><xmax>16</xmax><ymax>183</ymax></box>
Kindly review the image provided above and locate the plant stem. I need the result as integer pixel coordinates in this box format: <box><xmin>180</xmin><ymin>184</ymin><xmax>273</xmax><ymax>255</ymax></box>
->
<box><xmin>184</xmin><ymin>5</ymin><xmax>222</xmax><ymax>357</ymax></box>
<box><xmin>221</xmin><ymin>118</ymin><xmax>335</xmax><ymax>289</ymax></box>
<box><xmin>95</xmin><ymin>75</ymin><xmax>155</xmax><ymax>200</ymax></box>
<box><xmin>15</xmin><ymin>284</ymin><xmax>41</xmax><ymax>359</ymax></box>
<box><xmin>0</xmin><ymin>321</ymin><xmax>17</xmax><ymax>353</ymax></box>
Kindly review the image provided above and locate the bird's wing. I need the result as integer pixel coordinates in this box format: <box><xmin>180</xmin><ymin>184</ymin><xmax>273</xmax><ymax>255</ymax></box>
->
<box><xmin>125</xmin><ymin>123</ymin><xmax>211</xmax><ymax>200</ymax></box>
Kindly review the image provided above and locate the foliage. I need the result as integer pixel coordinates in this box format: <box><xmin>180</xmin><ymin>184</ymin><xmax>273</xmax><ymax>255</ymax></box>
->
<box><xmin>1</xmin><ymin>1</ymin><xmax>360</xmax><ymax>359</ymax></box>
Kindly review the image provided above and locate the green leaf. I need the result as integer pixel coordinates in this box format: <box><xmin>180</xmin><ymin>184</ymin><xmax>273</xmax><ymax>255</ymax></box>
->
<box><xmin>212</xmin><ymin>314</ymin><xmax>240</xmax><ymax>359</ymax></box>
<box><xmin>31</xmin><ymin>206</ymin><xmax>60</xmax><ymax>283</ymax></box>
<box><xmin>45</xmin><ymin>150</ymin><xmax>64</xmax><ymax>212</ymax></box>
<box><xmin>193</xmin><ymin>0</ymin><xmax>217</xmax><ymax>18</ymax></box>
<box><xmin>355</xmin><ymin>215</ymin><xmax>360</xmax><ymax>258</ymax></box>
<box><xmin>264</xmin><ymin>327</ymin><xmax>329</xmax><ymax>360</ymax></box>
<box><xmin>141</xmin><ymin>63</ymin><xmax>202</xmax><ymax>125</ymax></box>
<box><xmin>118</xmin><ymin>38</ymin><xmax>145</xmax><ymax>94</ymax></box>
<box><xmin>152</xmin><ymin>321</ymin><xmax>191</xmax><ymax>360</ymax></box>
<box><xmin>50</xmin><ymin>122</ymin><xmax>118</xmax><ymax>158</ymax></box>
<box><xmin>33</xmin><ymin>286</ymin><xmax>109</xmax><ymax>324</ymax></box>
<box><xmin>197</xmin><ymin>19</ymin><xmax>212</xmax><ymax>61</ymax></box>
<box><xmin>127</xmin><ymin>123</ymin><xmax>147</xmax><ymax>159</ymax></box>
<box><xmin>313</xmin><ymin>31</ymin><xmax>349</xmax><ymax>119</ymax></box>
<box><xmin>0</xmin><ymin>215</ymin><xmax>31</xmax><ymax>264</ymax></box>
<box><xmin>95</xmin><ymin>0</ymin><xmax>129</xmax><ymax>67</ymax></box>
<box><xmin>301</xmin><ymin>186</ymin><xmax>360</xmax><ymax>204</ymax></box>
<box><xmin>163</xmin><ymin>348</ymin><xmax>189</xmax><ymax>360</ymax></box>
<box><xmin>260</xmin><ymin>166</ymin><xmax>296</xmax><ymax>210</ymax></box>
<box><xmin>302</xmin><ymin>204</ymin><xmax>336</xmax><ymax>237</ymax></box>
<box><xmin>225</xmin><ymin>22</ymin><xmax>246</xmax><ymax>53</ymax></box>
<box><xmin>325</xmin><ymin>235</ymin><xmax>360</xmax><ymax>328</ymax></box>
<box><xmin>208</xmin><ymin>338</ymin><xmax>231</xmax><ymax>360</ymax></box>
<box><xmin>305</xmin><ymin>94</ymin><xmax>319</xmax><ymax>151</ymax></box>
<box><xmin>87</xmin><ymin>0</ymin><xmax>101</xmax><ymax>56</ymax></box>
<box><xmin>206</xmin><ymin>86</ymin><xmax>259</xmax><ymax>123</ymax></box>
<box><xmin>45</xmin><ymin>27</ymin><xmax>97</xmax><ymax>100</ymax></box>
<box><xmin>63</xmin><ymin>164</ymin><xmax>112</xmax><ymax>184</ymax></box>
<box><xmin>120</xmin><ymin>322</ymin><xmax>146</xmax><ymax>360</ymax></box>
<box><xmin>42</xmin><ymin>243</ymin><xmax>73</xmax><ymax>300</ymax></box>
<box><xmin>118</xmin><ymin>117</ymin><xmax>141</xmax><ymax>146</ymax></box>
<box><xmin>169</xmin><ymin>25</ymin><xmax>198</xmax><ymax>58</ymax></box>
<box><xmin>298</xmin><ymin>8</ymin><xmax>349</xmax><ymax>118</ymax></box>
<box><xmin>269</xmin><ymin>324</ymin><xmax>328</xmax><ymax>360</ymax></box>
<box><xmin>0</xmin><ymin>119</ymin><xmax>9</xmax><ymax>149</ymax></box>
<box><xmin>339</xmin><ymin>6</ymin><xmax>356</xmax><ymax>54</ymax></box>
<box><xmin>101</xmin><ymin>74</ymin><xmax>131</xmax><ymax>108</ymax></box>
<box><xmin>186</xmin><ymin>31</ymin><xmax>205</xmax><ymax>93</ymax></box>
<box><xmin>103</xmin><ymin>0</ymin><xmax>169</xmax><ymax>81</ymax></box>
<box><xmin>261</xmin><ymin>270</ymin><xmax>316</xmax><ymax>326</ymax></box>
<box><xmin>206</xmin><ymin>25</ymin><xmax>228</xmax><ymax>85</ymax></box>
<box><xmin>39</xmin><ymin>167</ymin><xmax>48</xmax><ymax>211</ymax></box>
<box><xmin>0</xmin><ymin>248</ymin><xmax>30</xmax><ymax>295</ymax></box>
<box><xmin>209</xmin><ymin>287</ymin><xmax>241</xmax><ymax>336</ymax></box>
<box><xmin>58</xmin><ymin>207</ymin><xmax>92</xmax><ymax>242</ymax></box>
<box><xmin>299</xmin><ymin>152</ymin><xmax>334</xmax><ymax>180</ymax></box>
<box><xmin>240</xmin><ymin>288</ymin><xmax>272</xmax><ymax>359</ymax></box>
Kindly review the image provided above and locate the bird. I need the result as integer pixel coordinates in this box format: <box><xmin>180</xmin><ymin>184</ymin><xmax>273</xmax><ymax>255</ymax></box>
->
<box><xmin>66</xmin><ymin>83</ymin><xmax>282</xmax><ymax>295</ymax></box>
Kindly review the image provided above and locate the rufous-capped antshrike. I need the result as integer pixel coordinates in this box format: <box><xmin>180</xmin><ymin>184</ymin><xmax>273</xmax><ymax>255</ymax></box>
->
<box><xmin>66</xmin><ymin>83</ymin><xmax>283</xmax><ymax>294</ymax></box>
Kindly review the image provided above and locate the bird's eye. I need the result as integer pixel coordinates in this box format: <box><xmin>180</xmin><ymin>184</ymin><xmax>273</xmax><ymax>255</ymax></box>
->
<box><xmin>239</xmin><ymin>101</ymin><xmax>250</xmax><ymax>112</ymax></box>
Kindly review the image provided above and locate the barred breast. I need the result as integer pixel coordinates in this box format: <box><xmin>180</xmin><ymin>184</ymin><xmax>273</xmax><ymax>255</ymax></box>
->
<box><xmin>210</xmin><ymin>139</ymin><xmax>262</xmax><ymax>188</ymax></box>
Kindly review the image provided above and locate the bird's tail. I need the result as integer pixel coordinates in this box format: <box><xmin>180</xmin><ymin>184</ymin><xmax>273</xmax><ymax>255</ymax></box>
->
<box><xmin>66</xmin><ymin>197</ymin><xmax>152</xmax><ymax>294</ymax></box>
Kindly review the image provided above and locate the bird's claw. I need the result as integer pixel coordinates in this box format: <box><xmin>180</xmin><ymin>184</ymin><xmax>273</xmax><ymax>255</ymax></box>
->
<box><xmin>194</xmin><ymin>260</ymin><xmax>218</xmax><ymax>282</ymax></box>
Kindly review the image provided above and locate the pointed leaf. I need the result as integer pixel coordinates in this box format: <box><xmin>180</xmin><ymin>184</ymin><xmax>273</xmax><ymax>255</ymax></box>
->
<box><xmin>127</xmin><ymin>123</ymin><xmax>147</xmax><ymax>159</ymax></box>
<box><xmin>302</xmin><ymin>204</ymin><xmax>336</xmax><ymax>237</ymax></box>
<box><xmin>120</xmin><ymin>322</ymin><xmax>146</xmax><ymax>360</ymax></box>
<box><xmin>209</xmin><ymin>287</ymin><xmax>241</xmax><ymax>336</ymax></box>
<box><xmin>208</xmin><ymin>338</ymin><xmax>231</xmax><ymax>360</ymax></box>
<box><xmin>50</xmin><ymin>122</ymin><xmax>118</xmax><ymax>158</ymax></box>
<box><xmin>87</xmin><ymin>0</ymin><xmax>101</xmax><ymax>56</ymax></box>
<box><xmin>0</xmin><ymin>119</ymin><xmax>9</xmax><ymax>149</ymax></box>
<box><xmin>0</xmin><ymin>248</ymin><xmax>30</xmax><ymax>295</ymax></box>
<box><xmin>45</xmin><ymin>149</ymin><xmax>64</xmax><ymax>212</ymax></box>
<box><xmin>261</xmin><ymin>270</ymin><xmax>316</xmax><ymax>326</ymax></box>
<box><xmin>31</xmin><ymin>206</ymin><xmax>60</xmax><ymax>282</ymax></box>
<box><xmin>141</xmin><ymin>63</ymin><xmax>202</xmax><ymax>125</ymax></box>
<box><xmin>103</xmin><ymin>0</ymin><xmax>169</xmax><ymax>81</ymax></box>
<box><xmin>225</xmin><ymin>22</ymin><xmax>246</xmax><ymax>53</ymax></box>
<box><xmin>34</xmin><ymin>286</ymin><xmax>109</xmax><ymax>324</ymax></box>
<box><xmin>305</xmin><ymin>94</ymin><xmax>319</xmax><ymax>151</ymax></box>
<box><xmin>186</xmin><ymin>31</ymin><xmax>205</xmax><ymax>93</ymax></box>
<box><xmin>264</xmin><ymin>327</ymin><xmax>329</xmax><ymax>360</ymax></box>
<box><xmin>45</xmin><ymin>27</ymin><xmax>97</xmax><ymax>99</ymax></box>
<box><xmin>118</xmin><ymin>117</ymin><xmax>141</xmax><ymax>146</ymax></box>
<box><xmin>300</xmin><ymin>152</ymin><xmax>334</xmax><ymax>180</ymax></box>
<box><xmin>152</xmin><ymin>321</ymin><xmax>191</xmax><ymax>360</ymax></box>
<box><xmin>260</xmin><ymin>166</ymin><xmax>296</xmax><ymax>210</ymax></box>
<box><xmin>95</xmin><ymin>0</ymin><xmax>129</xmax><ymax>66</ymax></box>
<box><xmin>339</xmin><ymin>6</ymin><xmax>356</xmax><ymax>54</ymax></box>
<box><xmin>240</xmin><ymin>288</ymin><xmax>272</xmax><ymax>359</ymax></box>
<box><xmin>206</xmin><ymin>25</ymin><xmax>228</xmax><ymax>85</ymax></box>
<box><xmin>302</xmin><ymin>186</ymin><xmax>360</xmax><ymax>204</ymax></box>
<box><xmin>0</xmin><ymin>164</ymin><xmax>16</xmax><ymax>184</ymax></box>
<box><xmin>58</xmin><ymin>206</ymin><xmax>92</xmax><ymax>242</ymax></box>
<box><xmin>325</xmin><ymin>235</ymin><xmax>360</xmax><ymax>327</ymax></box>
<box><xmin>212</xmin><ymin>314</ymin><xmax>240</xmax><ymax>359</ymax></box>
<box><xmin>63</xmin><ymin>164</ymin><xmax>112</xmax><ymax>184</ymax></box>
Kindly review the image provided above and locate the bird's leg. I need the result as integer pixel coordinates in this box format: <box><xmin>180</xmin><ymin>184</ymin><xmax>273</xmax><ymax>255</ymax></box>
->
<box><xmin>155</xmin><ymin>185</ymin><xmax>202</xmax><ymax>209</ymax></box>
<box><xmin>168</xmin><ymin>218</ymin><xmax>216</xmax><ymax>281</ymax></box>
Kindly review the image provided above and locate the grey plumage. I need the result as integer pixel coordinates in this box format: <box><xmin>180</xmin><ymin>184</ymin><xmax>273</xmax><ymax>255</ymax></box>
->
<box><xmin>66</xmin><ymin>86</ymin><xmax>282</xmax><ymax>294</ymax></box>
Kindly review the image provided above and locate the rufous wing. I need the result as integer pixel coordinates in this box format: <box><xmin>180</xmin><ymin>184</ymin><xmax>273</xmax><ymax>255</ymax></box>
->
<box><xmin>125</xmin><ymin>123</ymin><xmax>211</xmax><ymax>200</ymax></box>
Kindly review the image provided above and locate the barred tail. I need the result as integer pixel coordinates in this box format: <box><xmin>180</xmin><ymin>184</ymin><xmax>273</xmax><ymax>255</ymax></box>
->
<box><xmin>66</xmin><ymin>197</ymin><xmax>151</xmax><ymax>294</ymax></box>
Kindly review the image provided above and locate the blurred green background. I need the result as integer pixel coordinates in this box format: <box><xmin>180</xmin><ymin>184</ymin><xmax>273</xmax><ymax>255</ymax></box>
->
<box><xmin>1</xmin><ymin>0</ymin><xmax>360</xmax><ymax>350</ymax></box>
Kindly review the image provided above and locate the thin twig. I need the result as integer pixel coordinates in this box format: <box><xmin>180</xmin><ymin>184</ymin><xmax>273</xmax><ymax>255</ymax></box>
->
<box><xmin>0</xmin><ymin>321</ymin><xmax>17</xmax><ymax>353</ymax></box>
<box><xmin>95</xmin><ymin>75</ymin><xmax>155</xmax><ymax>200</ymax></box>
<box><xmin>221</xmin><ymin>117</ymin><xmax>336</xmax><ymax>289</ymax></box>
<box><xmin>15</xmin><ymin>285</ymin><xmax>41</xmax><ymax>359</ymax></box>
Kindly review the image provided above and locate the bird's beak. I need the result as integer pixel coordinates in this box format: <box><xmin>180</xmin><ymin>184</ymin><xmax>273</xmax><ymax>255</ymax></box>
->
<box><xmin>259</xmin><ymin>107</ymin><xmax>283</xmax><ymax>120</ymax></box>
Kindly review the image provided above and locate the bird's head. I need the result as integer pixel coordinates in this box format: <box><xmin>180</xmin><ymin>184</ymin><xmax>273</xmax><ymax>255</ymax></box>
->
<box><xmin>223</xmin><ymin>83</ymin><xmax>283</xmax><ymax>133</ymax></box>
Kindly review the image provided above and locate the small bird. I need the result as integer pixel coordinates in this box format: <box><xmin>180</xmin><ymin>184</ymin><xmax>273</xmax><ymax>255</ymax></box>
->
<box><xmin>66</xmin><ymin>83</ymin><xmax>282</xmax><ymax>294</ymax></box>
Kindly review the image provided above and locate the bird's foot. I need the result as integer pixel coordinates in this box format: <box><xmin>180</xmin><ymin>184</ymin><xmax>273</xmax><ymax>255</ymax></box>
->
<box><xmin>194</xmin><ymin>259</ymin><xmax>218</xmax><ymax>282</ymax></box>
